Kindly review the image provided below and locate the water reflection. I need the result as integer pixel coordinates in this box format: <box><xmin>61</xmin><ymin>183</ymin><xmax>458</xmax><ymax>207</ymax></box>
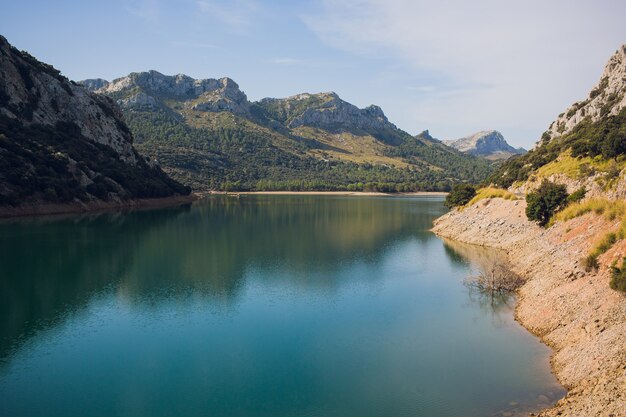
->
<box><xmin>441</xmin><ymin>238</ymin><xmax>519</xmax><ymax>327</ymax></box>
<box><xmin>0</xmin><ymin>196</ymin><xmax>443</xmax><ymax>358</ymax></box>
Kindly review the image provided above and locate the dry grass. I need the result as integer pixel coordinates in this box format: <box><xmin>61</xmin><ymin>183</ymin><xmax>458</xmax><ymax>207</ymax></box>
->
<box><xmin>535</xmin><ymin>150</ymin><xmax>626</xmax><ymax>180</ymax></box>
<box><xmin>466</xmin><ymin>187</ymin><xmax>518</xmax><ymax>206</ymax></box>
<box><xmin>556</xmin><ymin>198</ymin><xmax>626</xmax><ymax>225</ymax></box>
<box><xmin>554</xmin><ymin>198</ymin><xmax>626</xmax><ymax>272</ymax></box>
<box><xmin>292</xmin><ymin>127</ymin><xmax>412</xmax><ymax>168</ymax></box>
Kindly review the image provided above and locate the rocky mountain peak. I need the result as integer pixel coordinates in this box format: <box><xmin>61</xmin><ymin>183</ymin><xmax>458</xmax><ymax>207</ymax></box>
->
<box><xmin>79</xmin><ymin>78</ymin><xmax>109</xmax><ymax>91</ymax></box>
<box><xmin>84</xmin><ymin>71</ymin><xmax>250</xmax><ymax>115</ymax></box>
<box><xmin>416</xmin><ymin>130</ymin><xmax>435</xmax><ymax>141</ymax></box>
<box><xmin>272</xmin><ymin>91</ymin><xmax>395</xmax><ymax>132</ymax></box>
<box><xmin>546</xmin><ymin>45</ymin><xmax>626</xmax><ymax>140</ymax></box>
<box><xmin>444</xmin><ymin>130</ymin><xmax>525</xmax><ymax>160</ymax></box>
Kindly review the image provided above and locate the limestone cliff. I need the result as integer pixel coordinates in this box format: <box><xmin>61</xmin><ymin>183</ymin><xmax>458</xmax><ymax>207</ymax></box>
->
<box><xmin>546</xmin><ymin>45</ymin><xmax>626</xmax><ymax>140</ymax></box>
<box><xmin>0</xmin><ymin>36</ymin><xmax>190</xmax><ymax>214</ymax></box>
<box><xmin>257</xmin><ymin>92</ymin><xmax>398</xmax><ymax>133</ymax></box>
<box><xmin>443</xmin><ymin>130</ymin><xmax>526</xmax><ymax>160</ymax></box>
<box><xmin>86</xmin><ymin>71</ymin><xmax>251</xmax><ymax>115</ymax></box>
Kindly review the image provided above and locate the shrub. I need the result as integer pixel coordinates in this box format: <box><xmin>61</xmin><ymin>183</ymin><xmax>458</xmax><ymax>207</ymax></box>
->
<box><xmin>445</xmin><ymin>184</ymin><xmax>476</xmax><ymax>208</ymax></box>
<box><xmin>525</xmin><ymin>181</ymin><xmax>569</xmax><ymax>226</ymax></box>
<box><xmin>567</xmin><ymin>187</ymin><xmax>586</xmax><ymax>204</ymax></box>
<box><xmin>582</xmin><ymin>254</ymin><xmax>599</xmax><ymax>272</ymax></box>
<box><xmin>582</xmin><ymin>232</ymin><xmax>617</xmax><ymax>272</ymax></box>
<box><xmin>609</xmin><ymin>258</ymin><xmax>626</xmax><ymax>292</ymax></box>
<box><xmin>464</xmin><ymin>259</ymin><xmax>524</xmax><ymax>295</ymax></box>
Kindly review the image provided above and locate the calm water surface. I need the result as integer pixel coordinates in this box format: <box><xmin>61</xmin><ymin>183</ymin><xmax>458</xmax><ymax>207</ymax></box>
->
<box><xmin>0</xmin><ymin>196</ymin><xmax>563</xmax><ymax>417</ymax></box>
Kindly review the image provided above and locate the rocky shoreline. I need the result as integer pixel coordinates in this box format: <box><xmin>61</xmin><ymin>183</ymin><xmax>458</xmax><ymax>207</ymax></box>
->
<box><xmin>432</xmin><ymin>198</ymin><xmax>625</xmax><ymax>417</ymax></box>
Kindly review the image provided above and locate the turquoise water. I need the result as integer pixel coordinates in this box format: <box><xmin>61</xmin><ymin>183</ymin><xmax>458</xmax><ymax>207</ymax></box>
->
<box><xmin>0</xmin><ymin>196</ymin><xmax>563</xmax><ymax>417</ymax></box>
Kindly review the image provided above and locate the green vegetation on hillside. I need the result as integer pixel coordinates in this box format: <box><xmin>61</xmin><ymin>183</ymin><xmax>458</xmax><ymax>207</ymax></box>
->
<box><xmin>124</xmin><ymin>109</ymin><xmax>491</xmax><ymax>191</ymax></box>
<box><xmin>0</xmin><ymin>114</ymin><xmax>190</xmax><ymax>206</ymax></box>
<box><xmin>489</xmin><ymin>108</ymin><xmax>626</xmax><ymax>188</ymax></box>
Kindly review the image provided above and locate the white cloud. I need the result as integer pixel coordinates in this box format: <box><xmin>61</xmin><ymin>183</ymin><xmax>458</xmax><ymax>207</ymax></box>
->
<box><xmin>126</xmin><ymin>0</ymin><xmax>160</xmax><ymax>23</ymax></box>
<box><xmin>304</xmin><ymin>0</ymin><xmax>626</xmax><ymax>147</ymax></box>
<box><xmin>196</xmin><ymin>0</ymin><xmax>259</xmax><ymax>31</ymax></box>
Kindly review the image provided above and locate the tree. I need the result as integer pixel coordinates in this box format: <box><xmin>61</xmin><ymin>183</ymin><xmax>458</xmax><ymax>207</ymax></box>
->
<box><xmin>464</xmin><ymin>259</ymin><xmax>524</xmax><ymax>297</ymax></box>
<box><xmin>445</xmin><ymin>184</ymin><xmax>476</xmax><ymax>208</ymax></box>
<box><xmin>525</xmin><ymin>180</ymin><xmax>568</xmax><ymax>226</ymax></box>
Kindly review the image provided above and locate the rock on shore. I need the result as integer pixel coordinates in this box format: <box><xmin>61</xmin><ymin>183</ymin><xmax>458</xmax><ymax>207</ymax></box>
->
<box><xmin>432</xmin><ymin>198</ymin><xmax>625</xmax><ymax>417</ymax></box>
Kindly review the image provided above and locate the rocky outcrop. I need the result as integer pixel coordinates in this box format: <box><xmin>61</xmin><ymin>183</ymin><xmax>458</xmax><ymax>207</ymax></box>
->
<box><xmin>258</xmin><ymin>92</ymin><xmax>398</xmax><ymax>132</ymax></box>
<box><xmin>433</xmin><ymin>198</ymin><xmax>625</xmax><ymax>417</ymax></box>
<box><xmin>190</xmin><ymin>77</ymin><xmax>249</xmax><ymax>114</ymax></box>
<box><xmin>85</xmin><ymin>71</ymin><xmax>251</xmax><ymax>115</ymax></box>
<box><xmin>79</xmin><ymin>78</ymin><xmax>109</xmax><ymax>91</ymax></box>
<box><xmin>444</xmin><ymin>130</ymin><xmax>525</xmax><ymax>160</ymax></box>
<box><xmin>0</xmin><ymin>36</ymin><xmax>190</xmax><ymax>213</ymax></box>
<box><xmin>0</xmin><ymin>37</ymin><xmax>136</xmax><ymax>163</ymax></box>
<box><xmin>547</xmin><ymin>45</ymin><xmax>626</xmax><ymax>140</ymax></box>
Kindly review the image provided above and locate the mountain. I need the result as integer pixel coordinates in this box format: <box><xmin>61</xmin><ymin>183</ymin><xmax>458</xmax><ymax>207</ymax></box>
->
<box><xmin>490</xmin><ymin>45</ymin><xmax>626</xmax><ymax>196</ymax></box>
<box><xmin>443</xmin><ymin>130</ymin><xmax>526</xmax><ymax>160</ymax></box>
<box><xmin>545</xmin><ymin>45</ymin><xmax>626</xmax><ymax>141</ymax></box>
<box><xmin>0</xmin><ymin>36</ymin><xmax>190</xmax><ymax>214</ymax></box>
<box><xmin>82</xmin><ymin>71</ymin><xmax>492</xmax><ymax>192</ymax></box>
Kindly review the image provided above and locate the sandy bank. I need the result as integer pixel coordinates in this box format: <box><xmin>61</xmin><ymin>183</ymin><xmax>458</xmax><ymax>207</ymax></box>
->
<box><xmin>432</xmin><ymin>198</ymin><xmax>625</xmax><ymax>416</ymax></box>
<box><xmin>205</xmin><ymin>191</ymin><xmax>448</xmax><ymax>197</ymax></box>
<box><xmin>0</xmin><ymin>194</ymin><xmax>198</xmax><ymax>218</ymax></box>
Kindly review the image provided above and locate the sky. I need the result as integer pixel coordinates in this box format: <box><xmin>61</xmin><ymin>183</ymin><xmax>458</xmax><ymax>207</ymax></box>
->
<box><xmin>1</xmin><ymin>0</ymin><xmax>625</xmax><ymax>149</ymax></box>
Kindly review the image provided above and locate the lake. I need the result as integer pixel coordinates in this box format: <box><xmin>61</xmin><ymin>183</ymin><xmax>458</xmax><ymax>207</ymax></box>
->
<box><xmin>0</xmin><ymin>195</ymin><xmax>564</xmax><ymax>417</ymax></box>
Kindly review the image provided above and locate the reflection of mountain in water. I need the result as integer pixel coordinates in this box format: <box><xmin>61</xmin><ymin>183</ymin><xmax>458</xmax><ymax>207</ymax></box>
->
<box><xmin>0</xmin><ymin>206</ymin><xmax>187</xmax><ymax>358</ymax></box>
<box><xmin>0</xmin><ymin>196</ymin><xmax>445</xmax><ymax>358</ymax></box>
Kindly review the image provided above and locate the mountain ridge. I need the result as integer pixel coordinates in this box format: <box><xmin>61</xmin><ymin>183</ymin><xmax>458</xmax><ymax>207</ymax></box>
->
<box><xmin>82</xmin><ymin>71</ymin><xmax>492</xmax><ymax>191</ymax></box>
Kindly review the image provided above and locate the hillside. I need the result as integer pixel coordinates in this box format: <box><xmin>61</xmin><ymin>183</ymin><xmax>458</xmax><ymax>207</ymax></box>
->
<box><xmin>490</xmin><ymin>45</ymin><xmax>626</xmax><ymax>193</ymax></box>
<box><xmin>0</xmin><ymin>36</ymin><xmax>190</xmax><ymax>215</ymax></box>
<box><xmin>443</xmin><ymin>130</ymin><xmax>526</xmax><ymax>160</ymax></box>
<box><xmin>435</xmin><ymin>45</ymin><xmax>626</xmax><ymax>416</ymax></box>
<box><xmin>82</xmin><ymin>71</ymin><xmax>492</xmax><ymax>192</ymax></box>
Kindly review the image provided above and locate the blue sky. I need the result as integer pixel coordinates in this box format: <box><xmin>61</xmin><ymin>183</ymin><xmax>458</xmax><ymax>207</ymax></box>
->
<box><xmin>2</xmin><ymin>0</ymin><xmax>625</xmax><ymax>148</ymax></box>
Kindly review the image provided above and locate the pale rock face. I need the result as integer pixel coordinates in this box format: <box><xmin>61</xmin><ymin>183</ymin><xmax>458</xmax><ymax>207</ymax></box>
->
<box><xmin>268</xmin><ymin>92</ymin><xmax>396</xmax><ymax>131</ymax></box>
<box><xmin>546</xmin><ymin>45</ymin><xmax>626</xmax><ymax>140</ymax></box>
<box><xmin>79</xmin><ymin>78</ymin><xmax>109</xmax><ymax>91</ymax></box>
<box><xmin>118</xmin><ymin>91</ymin><xmax>159</xmax><ymax>110</ymax></box>
<box><xmin>0</xmin><ymin>36</ymin><xmax>137</xmax><ymax>164</ymax></box>
<box><xmin>91</xmin><ymin>71</ymin><xmax>251</xmax><ymax>115</ymax></box>
<box><xmin>444</xmin><ymin>130</ymin><xmax>525</xmax><ymax>159</ymax></box>
<box><xmin>189</xmin><ymin>77</ymin><xmax>250</xmax><ymax>115</ymax></box>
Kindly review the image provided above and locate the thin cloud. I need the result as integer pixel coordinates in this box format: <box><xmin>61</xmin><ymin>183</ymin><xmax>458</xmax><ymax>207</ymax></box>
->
<box><xmin>304</xmin><ymin>0</ymin><xmax>626</xmax><ymax>147</ymax></box>
<box><xmin>126</xmin><ymin>0</ymin><xmax>160</xmax><ymax>23</ymax></box>
<box><xmin>196</xmin><ymin>0</ymin><xmax>259</xmax><ymax>31</ymax></box>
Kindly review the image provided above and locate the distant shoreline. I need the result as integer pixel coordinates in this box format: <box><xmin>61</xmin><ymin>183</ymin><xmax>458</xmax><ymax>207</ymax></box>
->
<box><xmin>0</xmin><ymin>194</ymin><xmax>197</xmax><ymax>219</ymax></box>
<box><xmin>204</xmin><ymin>191</ymin><xmax>448</xmax><ymax>197</ymax></box>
